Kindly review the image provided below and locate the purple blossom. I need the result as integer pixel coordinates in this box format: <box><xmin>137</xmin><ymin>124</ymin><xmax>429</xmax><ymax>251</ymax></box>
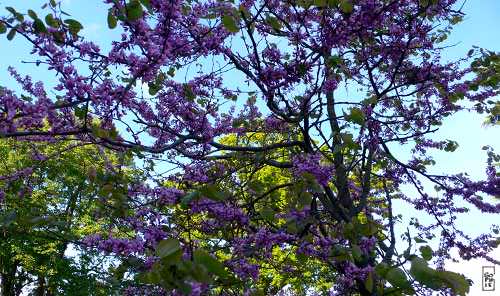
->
<box><xmin>292</xmin><ymin>153</ymin><xmax>334</xmax><ymax>186</ymax></box>
<box><xmin>359</xmin><ymin>236</ymin><xmax>377</xmax><ymax>255</ymax></box>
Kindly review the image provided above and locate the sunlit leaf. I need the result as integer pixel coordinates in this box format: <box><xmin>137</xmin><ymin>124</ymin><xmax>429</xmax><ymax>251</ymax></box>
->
<box><xmin>222</xmin><ymin>15</ymin><xmax>239</xmax><ymax>33</ymax></box>
<box><xmin>155</xmin><ymin>238</ymin><xmax>181</xmax><ymax>258</ymax></box>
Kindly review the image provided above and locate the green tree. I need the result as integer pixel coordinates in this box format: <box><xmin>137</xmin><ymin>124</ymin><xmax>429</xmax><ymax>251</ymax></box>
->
<box><xmin>0</xmin><ymin>139</ymin><xmax>135</xmax><ymax>295</ymax></box>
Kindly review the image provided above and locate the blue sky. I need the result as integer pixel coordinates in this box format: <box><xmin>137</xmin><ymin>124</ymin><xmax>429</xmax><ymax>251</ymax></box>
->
<box><xmin>1</xmin><ymin>0</ymin><xmax>499</xmax><ymax>293</ymax></box>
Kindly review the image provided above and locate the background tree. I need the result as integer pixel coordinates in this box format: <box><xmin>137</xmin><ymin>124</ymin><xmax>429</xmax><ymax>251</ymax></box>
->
<box><xmin>0</xmin><ymin>138</ymin><xmax>138</xmax><ymax>295</ymax></box>
<box><xmin>0</xmin><ymin>0</ymin><xmax>499</xmax><ymax>295</ymax></box>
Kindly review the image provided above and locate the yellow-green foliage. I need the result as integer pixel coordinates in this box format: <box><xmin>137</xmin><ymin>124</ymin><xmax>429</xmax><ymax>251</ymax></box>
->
<box><xmin>0</xmin><ymin>138</ymin><xmax>135</xmax><ymax>294</ymax></box>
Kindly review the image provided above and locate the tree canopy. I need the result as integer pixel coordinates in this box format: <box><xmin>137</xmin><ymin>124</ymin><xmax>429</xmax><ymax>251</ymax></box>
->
<box><xmin>0</xmin><ymin>0</ymin><xmax>499</xmax><ymax>295</ymax></box>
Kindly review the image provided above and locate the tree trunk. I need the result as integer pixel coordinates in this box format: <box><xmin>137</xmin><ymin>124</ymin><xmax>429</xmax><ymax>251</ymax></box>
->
<box><xmin>34</xmin><ymin>276</ymin><xmax>45</xmax><ymax>296</ymax></box>
<box><xmin>1</xmin><ymin>273</ymin><xmax>16</xmax><ymax>296</ymax></box>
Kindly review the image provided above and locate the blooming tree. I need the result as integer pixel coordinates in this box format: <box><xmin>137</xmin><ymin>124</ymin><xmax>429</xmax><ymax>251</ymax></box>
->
<box><xmin>0</xmin><ymin>0</ymin><xmax>499</xmax><ymax>295</ymax></box>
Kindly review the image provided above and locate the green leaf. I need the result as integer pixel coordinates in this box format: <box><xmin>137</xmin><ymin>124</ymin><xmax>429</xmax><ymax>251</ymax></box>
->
<box><xmin>351</xmin><ymin>245</ymin><xmax>363</xmax><ymax>261</ymax></box>
<box><xmin>0</xmin><ymin>23</ymin><xmax>6</xmax><ymax>34</ymax></box>
<box><xmin>286</xmin><ymin>220</ymin><xmax>299</xmax><ymax>234</ymax></box>
<box><xmin>437</xmin><ymin>270</ymin><xmax>470</xmax><ymax>296</ymax></box>
<box><xmin>365</xmin><ymin>271</ymin><xmax>374</xmax><ymax>293</ymax></box>
<box><xmin>297</xmin><ymin>63</ymin><xmax>308</xmax><ymax>76</ymax></box>
<box><xmin>107</xmin><ymin>10</ymin><xmax>117</xmax><ymax>29</ymax></box>
<box><xmin>191</xmin><ymin>262</ymin><xmax>211</xmax><ymax>283</ymax></box>
<box><xmin>444</xmin><ymin>140</ymin><xmax>459</xmax><ymax>152</ymax></box>
<box><xmin>74</xmin><ymin>106</ymin><xmax>87</xmax><ymax>119</ymax></box>
<box><xmin>410</xmin><ymin>257</ymin><xmax>470</xmax><ymax>295</ymax></box>
<box><xmin>45</xmin><ymin>13</ymin><xmax>59</xmax><ymax>28</ymax></box>
<box><xmin>419</xmin><ymin>0</ymin><xmax>430</xmax><ymax>6</ymax></box>
<box><xmin>314</xmin><ymin>0</ymin><xmax>327</xmax><ymax>7</ymax></box>
<box><xmin>148</xmin><ymin>72</ymin><xmax>166</xmax><ymax>95</ymax></box>
<box><xmin>126</xmin><ymin>0</ymin><xmax>143</xmax><ymax>21</ymax></box>
<box><xmin>148</xmin><ymin>83</ymin><xmax>160</xmax><ymax>96</ymax></box>
<box><xmin>339</xmin><ymin>0</ymin><xmax>354</xmax><ymax>13</ymax></box>
<box><xmin>414</xmin><ymin>237</ymin><xmax>427</xmax><ymax>243</ymax></box>
<box><xmin>52</xmin><ymin>31</ymin><xmax>65</xmax><ymax>44</ymax></box>
<box><xmin>182</xmin><ymin>83</ymin><xmax>196</xmax><ymax>101</ymax></box>
<box><xmin>167</xmin><ymin>67</ymin><xmax>175</xmax><ymax>77</ymax></box>
<box><xmin>199</xmin><ymin>184</ymin><xmax>227</xmax><ymax>201</ymax></box>
<box><xmin>0</xmin><ymin>210</ymin><xmax>17</xmax><ymax>227</ymax></box>
<box><xmin>155</xmin><ymin>238</ymin><xmax>181</xmax><ymax>258</ymax></box>
<box><xmin>297</xmin><ymin>191</ymin><xmax>312</xmax><ymax>208</ymax></box>
<box><xmin>64</xmin><ymin>19</ymin><xmax>83</xmax><ymax>35</ymax></box>
<box><xmin>5</xmin><ymin>7</ymin><xmax>17</xmax><ymax>15</ymax></box>
<box><xmin>410</xmin><ymin>257</ymin><xmax>443</xmax><ymax>290</ymax></box>
<box><xmin>375</xmin><ymin>262</ymin><xmax>389</xmax><ymax>277</ymax></box>
<box><xmin>346</xmin><ymin>107</ymin><xmax>365</xmax><ymax>125</ymax></box>
<box><xmin>181</xmin><ymin>191</ymin><xmax>200</xmax><ymax>207</ymax></box>
<box><xmin>33</xmin><ymin>18</ymin><xmax>47</xmax><ymax>34</ymax></box>
<box><xmin>137</xmin><ymin>270</ymin><xmax>161</xmax><ymax>284</ymax></box>
<box><xmin>7</xmin><ymin>28</ymin><xmax>16</xmax><ymax>41</ymax></box>
<box><xmin>193</xmin><ymin>249</ymin><xmax>229</xmax><ymax>278</ymax></box>
<box><xmin>260</xmin><ymin>207</ymin><xmax>275</xmax><ymax>221</ymax></box>
<box><xmin>222</xmin><ymin>15</ymin><xmax>239</xmax><ymax>33</ymax></box>
<box><xmin>450</xmin><ymin>15</ymin><xmax>463</xmax><ymax>25</ymax></box>
<box><xmin>28</xmin><ymin>9</ymin><xmax>38</xmax><ymax>20</ymax></box>
<box><xmin>139</xmin><ymin>0</ymin><xmax>151</xmax><ymax>9</ymax></box>
<box><xmin>419</xmin><ymin>245</ymin><xmax>433</xmax><ymax>261</ymax></box>
<box><xmin>326</xmin><ymin>55</ymin><xmax>342</xmax><ymax>68</ymax></box>
<box><xmin>112</xmin><ymin>263</ymin><xmax>127</xmax><ymax>280</ymax></box>
<box><xmin>265</xmin><ymin>16</ymin><xmax>282</xmax><ymax>31</ymax></box>
<box><xmin>385</xmin><ymin>267</ymin><xmax>412</xmax><ymax>290</ymax></box>
<box><xmin>328</xmin><ymin>0</ymin><xmax>340</xmax><ymax>7</ymax></box>
<box><xmin>6</xmin><ymin>7</ymin><xmax>23</xmax><ymax>22</ymax></box>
